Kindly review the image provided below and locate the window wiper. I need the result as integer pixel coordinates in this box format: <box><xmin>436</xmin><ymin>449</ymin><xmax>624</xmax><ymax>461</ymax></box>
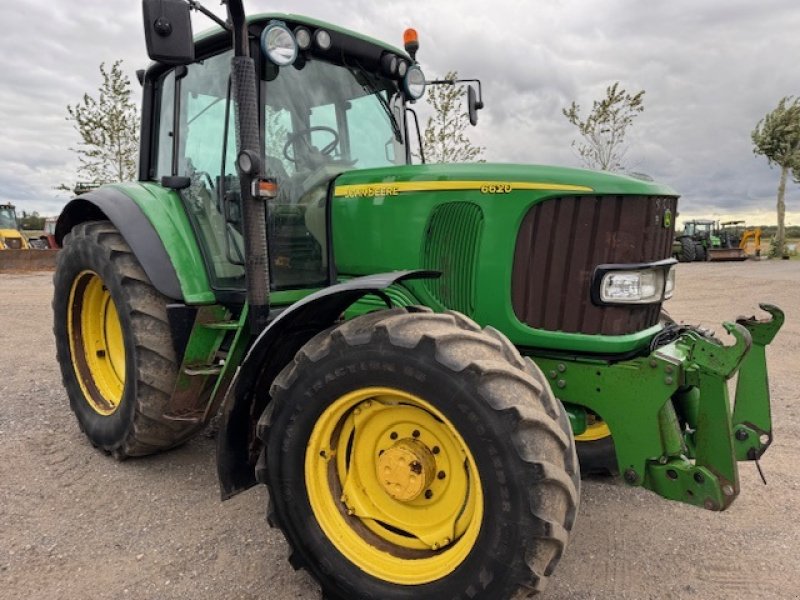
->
<box><xmin>352</xmin><ymin>66</ymin><xmax>402</xmax><ymax>142</ymax></box>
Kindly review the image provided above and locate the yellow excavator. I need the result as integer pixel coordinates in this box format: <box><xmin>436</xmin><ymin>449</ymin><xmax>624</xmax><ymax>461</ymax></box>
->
<box><xmin>716</xmin><ymin>220</ymin><xmax>762</xmax><ymax>260</ymax></box>
<box><xmin>0</xmin><ymin>204</ymin><xmax>30</xmax><ymax>250</ymax></box>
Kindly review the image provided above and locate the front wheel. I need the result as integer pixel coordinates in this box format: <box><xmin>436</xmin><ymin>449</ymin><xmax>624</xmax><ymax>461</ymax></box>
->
<box><xmin>258</xmin><ymin>308</ymin><xmax>579</xmax><ymax>599</ymax></box>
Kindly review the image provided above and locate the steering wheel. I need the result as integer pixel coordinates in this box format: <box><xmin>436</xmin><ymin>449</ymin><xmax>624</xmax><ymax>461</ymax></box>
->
<box><xmin>283</xmin><ymin>126</ymin><xmax>340</xmax><ymax>163</ymax></box>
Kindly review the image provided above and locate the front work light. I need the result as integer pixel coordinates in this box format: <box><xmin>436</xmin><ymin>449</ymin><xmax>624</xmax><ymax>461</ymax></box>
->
<box><xmin>261</xmin><ymin>21</ymin><xmax>298</xmax><ymax>66</ymax></box>
<box><xmin>314</xmin><ymin>29</ymin><xmax>332</xmax><ymax>51</ymax></box>
<box><xmin>294</xmin><ymin>26</ymin><xmax>312</xmax><ymax>50</ymax></box>
<box><xmin>404</xmin><ymin>65</ymin><xmax>426</xmax><ymax>100</ymax></box>
<box><xmin>593</xmin><ymin>260</ymin><xmax>677</xmax><ymax>305</ymax></box>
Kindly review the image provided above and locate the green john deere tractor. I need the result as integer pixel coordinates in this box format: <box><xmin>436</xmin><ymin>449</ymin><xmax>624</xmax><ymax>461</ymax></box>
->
<box><xmin>52</xmin><ymin>1</ymin><xmax>783</xmax><ymax>598</ymax></box>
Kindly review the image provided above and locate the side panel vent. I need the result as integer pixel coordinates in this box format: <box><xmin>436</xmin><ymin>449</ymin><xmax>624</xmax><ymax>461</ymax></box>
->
<box><xmin>422</xmin><ymin>202</ymin><xmax>484</xmax><ymax>315</ymax></box>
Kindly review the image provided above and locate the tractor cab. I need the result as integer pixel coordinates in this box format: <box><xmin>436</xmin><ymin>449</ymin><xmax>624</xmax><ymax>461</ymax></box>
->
<box><xmin>140</xmin><ymin>15</ymin><xmax>436</xmax><ymax>297</ymax></box>
<box><xmin>682</xmin><ymin>219</ymin><xmax>715</xmax><ymax>240</ymax></box>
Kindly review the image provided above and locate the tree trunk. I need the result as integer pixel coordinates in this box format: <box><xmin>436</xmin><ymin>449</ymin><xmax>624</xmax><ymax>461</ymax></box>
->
<box><xmin>776</xmin><ymin>165</ymin><xmax>788</xmax><ymax>256</ymax></box>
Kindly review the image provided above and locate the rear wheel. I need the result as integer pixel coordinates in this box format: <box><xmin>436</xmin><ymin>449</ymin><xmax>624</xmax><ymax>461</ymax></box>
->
<box><xmin>258</xmin><ymin>308</ymin><xmax>579</xmax><ymax>599</ymax></box>
<box><xmin>53</xmin><ymin>221</ymin><xmax>201</xmax><ymax>457</ymax></box>
<box><xmin>678</xmin><ymin>237</ymin><xmax>696</xmax><ymax>262</ymax></box>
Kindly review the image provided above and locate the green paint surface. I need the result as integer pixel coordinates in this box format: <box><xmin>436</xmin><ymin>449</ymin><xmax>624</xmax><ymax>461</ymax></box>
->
<box><xmin>332</xmin><ymin>163</ymin><xmax>676</xmax><ymax>353</ymax></box>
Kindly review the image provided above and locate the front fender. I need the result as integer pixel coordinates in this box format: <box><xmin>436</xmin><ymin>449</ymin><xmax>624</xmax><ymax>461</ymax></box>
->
<box><xmin>216</xmin><ymin>270</ymin><xmax>437</xmax><ymax>499</ymax></box>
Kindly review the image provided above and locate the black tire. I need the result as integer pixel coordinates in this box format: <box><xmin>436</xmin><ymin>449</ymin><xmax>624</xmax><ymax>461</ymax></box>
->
<box><xmin>258</xmin><ymin>308</ymin><xmax>579</xmax><ymax>599</ymax></box>
<box><xmin>695</xmin><ymin>243</ymin><xmax>707</xmax><ymax>261</ymax></box>
<box><xmin>575</xmin><ymin>430</ymin><xmax>618</xmax><ymax>476</ymax></box>
<box><xmin>53</xmin><ymin>221</ymin><xmax>201</xmax><ymax>458</ymax></box>
<box><xmin>678</xmin><ymin>237</ymin><xmax>695</xmax><ymax>262</ymax></box>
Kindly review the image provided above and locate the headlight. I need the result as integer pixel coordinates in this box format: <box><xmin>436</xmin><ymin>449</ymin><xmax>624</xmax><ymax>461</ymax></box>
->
<box><xmin>664</xmin><ymin>266</ymin><xmax>676</xmax><ymax>299</ymax></box>
<box><xmin>601</xmin><ymin>270</ymin><xmax>663</xmax><ymax>303</ymax></box>
<box><xmin>261</xmin><ymin>21</ymin><xmax>298</xmax><ymax>66</ymax></box>
<box><xmin>593</xmin><ymin>259</ymin><xmax>677</xmax><ymax>305</ymax></box>
<box><xmin>404</xmin><ymin>65</ymin><xmax>426</xmax><ymax>99</ymax></box>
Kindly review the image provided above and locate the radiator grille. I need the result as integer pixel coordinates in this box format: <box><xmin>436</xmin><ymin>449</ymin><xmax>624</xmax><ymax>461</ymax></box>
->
<box><xmin>422</xmin><ymin>202</ymin><xmax>484</xmax><ymax>314</ymax></box>
<box><xmin>512</xmin><ymin>195</ymin><xmax>677</xmax><ymax>335</ymax></box>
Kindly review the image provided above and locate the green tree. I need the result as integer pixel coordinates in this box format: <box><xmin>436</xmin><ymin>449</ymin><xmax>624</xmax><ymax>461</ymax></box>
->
<box><xmin>19</xmin><ymin>211</ymin><xmax>45</xmax><ymax>230</ymax></box>
<box><xmin>562</xmin><ymin>82</ymin><xmax>645</xmax><ymax>171</ymax></box>
<box><xmin>65</xmin><ymin>60</ymin><xmax>139</xmax><ymax>188</ymax></box>
<box><xmin>752</xmin><ymin>96</ymin><xmax>800</xmax><ymax>256</ymax></box>
<box><xmin>420</xmin><ymin>71</ymin><xmax>485</xmax><ymax>163</ymax></box>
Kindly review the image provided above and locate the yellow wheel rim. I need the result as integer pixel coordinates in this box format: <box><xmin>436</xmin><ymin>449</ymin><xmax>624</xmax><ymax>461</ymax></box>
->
<box><xmin>574</xmin><ymin>418</ymin><xmax>611</xmax><ymax>442</ymax></box>
<box><xmin>67</xmin><ymin>271</ymin><xmax>126</xmax><ymax>416</ymax></box>
<box><xmin>305</xmin><ymin>387</ymin><xmax>484</xmax><ymax>585</ymax></box>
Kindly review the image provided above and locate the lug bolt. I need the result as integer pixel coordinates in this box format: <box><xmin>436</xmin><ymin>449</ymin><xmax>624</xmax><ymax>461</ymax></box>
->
<box><xmin>390</xmin><ymin>432</ymin><xmax>398</xmax><ymax>440</ymax></box>
<box><xmin>665</xmin><ymin>376</ymin><xmax>674</xmax><ymax>385</ymax></box>
<box><xmin>693</xmin><ymin>472</ymin><xmax>705</xmax><ymax>484</ymax></box>
<box><xmin>425</xmin><ymin>490</ymin><xmax>433</xmax><ymax>499</ymax></box>
<box><xmin>557</xmin><ymin>380</ymin><xmax>566</xmax><ymax>389</ymax></box>
<box><xmin>548</xmin><ymin>370</ymin><xmax>557</xmax><ymax>379</ymax></box>
<box><xmin>432</xmin><ymin>446</ymin><xmax>440</xmax><ymax>455</ymax></box>
<box><xmin>735</xmin><ymin>429</ymin><xmax>749</xmax><ymax>441</ymax></box>
<box><xmin>437</xmin><ymin>471</ymin><xmax>446</xmax><ymax>480</ymax></box>
<box><xmin>557</xmin><ymin>363</ymin><xmax>566</xmax><ymax>373</ymax></box>
<box><xmin>412</xmin><ymin>430</ymin><xmax>420</xmax><ymax>438</ymax></box>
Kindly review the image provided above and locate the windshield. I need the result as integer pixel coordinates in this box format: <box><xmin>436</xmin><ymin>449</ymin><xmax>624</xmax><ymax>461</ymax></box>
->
<box><xmin>262</xmin><ymin>57</ymin><xmax>406</xmax><ymax>176</ymax></box>
<box><xmin>0</xmin><ymin>208</ymin><xmax>17</xmax><ymax>229</ymax></box>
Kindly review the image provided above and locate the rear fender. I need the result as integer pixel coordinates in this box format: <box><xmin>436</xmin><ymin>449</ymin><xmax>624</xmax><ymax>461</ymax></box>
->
<box><xmin>55</xmin><ymin>183</ymin><xmax>213</xmax><ymax>303</ymax></box>
<box><xmin>216</xmin><ymin>270</ymin><xmax>437</xmax><ymax>499</ymax></box>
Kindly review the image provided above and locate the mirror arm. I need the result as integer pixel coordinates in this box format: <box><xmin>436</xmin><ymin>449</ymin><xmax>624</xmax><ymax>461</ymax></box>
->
<box><xmin>405</xmin><ymin>107</ymin><xmax>425</xmax><ymax>164</ymax></box>
<box><xmin>427</xmin><ymin>78</ymin><xmax>484</xmax><ymax>108</ymax></box>
<box><xmin>187</xmin><ymin>0</ymin><xmax>231</xmax><ymax>31</ymax></box>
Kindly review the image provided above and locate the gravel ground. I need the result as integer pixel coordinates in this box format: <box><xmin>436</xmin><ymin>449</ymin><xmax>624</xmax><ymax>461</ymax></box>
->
<box><xmin>1</xmin><ymin>261</ymin><xmax>798</xmax><ymax>599</ymax></box>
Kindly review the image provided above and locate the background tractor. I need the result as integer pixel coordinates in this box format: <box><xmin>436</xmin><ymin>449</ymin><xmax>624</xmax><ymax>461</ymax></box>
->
<box><xmin>674</xmin><ymin>218</ymin><xmax>760</xmax><ymax>262</ymax></box>
<box><xmin>51</xmin><ymin>1</ymin><xmax>783</xmax><ymax>599</ymax></box>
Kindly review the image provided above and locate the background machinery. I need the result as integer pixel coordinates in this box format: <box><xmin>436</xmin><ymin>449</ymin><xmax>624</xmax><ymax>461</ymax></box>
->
<box><xmin>674</xmin><ymin>219</ymin><xmax>761</xmax><ymax>261</ymax></box>
<box><xmin>0</xmin><ymin>203</ymin><xmax>30</xmax><ymax>250</ymax></box>
<box><xmin>51</xmin><ymin>1</ymin><xmax>783</xmax><ymax>598</ymax></box>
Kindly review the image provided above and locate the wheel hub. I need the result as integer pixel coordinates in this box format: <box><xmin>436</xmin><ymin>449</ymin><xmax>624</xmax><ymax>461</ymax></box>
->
<box><xmin>376</xmin><ymin>438</ymin><xmax>435</xmax><ymax>502</ymax></box>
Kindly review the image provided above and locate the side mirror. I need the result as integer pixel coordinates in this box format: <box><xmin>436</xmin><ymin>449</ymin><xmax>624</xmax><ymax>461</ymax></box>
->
<box><xmin>467</xmin><ymin>85</ymin><xmax>484</xmax><ymax>126</ymax></box>
<box><xmin>142</xmin><ymin>0</ymin><xmax>194</xmax><ymax>64</ymax></box>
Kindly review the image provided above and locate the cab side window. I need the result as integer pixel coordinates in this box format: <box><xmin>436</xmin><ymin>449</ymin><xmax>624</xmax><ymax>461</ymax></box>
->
<box><xmin>154</xmin><ymin>52</ymin><xmax>245</xmax><ymax>289</ymax></box>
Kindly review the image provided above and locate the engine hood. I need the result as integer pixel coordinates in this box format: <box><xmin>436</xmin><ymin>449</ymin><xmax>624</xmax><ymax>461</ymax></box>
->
<box><xmin>334</xmin><ymin>162</ymin><xmax>678</xmax><ymax>198</ymax></box>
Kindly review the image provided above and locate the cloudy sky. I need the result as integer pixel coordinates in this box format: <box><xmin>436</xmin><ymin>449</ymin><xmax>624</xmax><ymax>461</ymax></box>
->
<box><xmin>1</xmin><ymin>0</ymin><xmax>798</xmax><ymax>225</ymax></box>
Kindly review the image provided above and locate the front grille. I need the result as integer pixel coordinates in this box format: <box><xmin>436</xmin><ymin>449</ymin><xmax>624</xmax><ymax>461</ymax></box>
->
<box><xmin>422</xmin><ymin>202</ymin><xmax>484</xmax><ymax>314</ymax></box>
<box><xmin>512</xmin><ymin>195</ymin><xmax>677</xmax><ymax>335</ymax></box>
